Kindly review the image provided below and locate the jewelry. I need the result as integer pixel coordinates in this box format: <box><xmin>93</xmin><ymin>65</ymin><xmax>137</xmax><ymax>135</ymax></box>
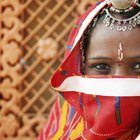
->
<box><xmin>118</xmin><ymin>43</ymin><xmax>124</xmax><ymax>61</ymax></box>
<box><xmin>106</xmin><ymin>0</ymin><xmax>140</xmax><ymax>13</ymax></box>
<box><xmin>103</xmin><ymin>8</ymin><xmax>140</xmax><ymax>31</ymax></box>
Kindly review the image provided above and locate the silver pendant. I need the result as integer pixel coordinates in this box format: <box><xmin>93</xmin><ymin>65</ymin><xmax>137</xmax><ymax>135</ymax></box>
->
<box><xmin>103</xmin><ymin>8</ymin><xmax>140</xmax><ymax>32</ymax></box>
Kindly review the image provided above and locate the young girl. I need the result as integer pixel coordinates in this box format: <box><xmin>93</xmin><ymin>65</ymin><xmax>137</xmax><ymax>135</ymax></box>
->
<box><xmin>38</xmin><ymin>0</ymin><xmax>140</xmax><ymax>139</ymax></box>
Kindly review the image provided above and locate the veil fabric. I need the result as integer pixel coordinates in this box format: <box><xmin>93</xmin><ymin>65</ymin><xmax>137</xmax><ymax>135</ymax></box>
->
<box><xmin>38</xmin><ymin>1</ymin><xmax>140</xmax><ymax>139</ymax></box>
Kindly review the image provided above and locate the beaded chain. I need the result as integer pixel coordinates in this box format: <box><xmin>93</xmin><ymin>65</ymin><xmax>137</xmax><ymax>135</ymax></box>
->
<box><xmin>103</xmin><ymin>8</ymin><xmax>140</xmax><ymax>31</ymax></box>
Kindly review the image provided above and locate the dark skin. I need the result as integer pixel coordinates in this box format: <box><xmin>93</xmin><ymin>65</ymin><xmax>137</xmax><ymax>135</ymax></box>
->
<box><xmin>85</xmin><ymin>22</ymin><xmax>140</xmax><ymax>76</ymax></box>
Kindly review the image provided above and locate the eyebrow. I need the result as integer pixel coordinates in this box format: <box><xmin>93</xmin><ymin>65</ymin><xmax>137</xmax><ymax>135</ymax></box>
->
<box><xmin>87</xmin><ymin>57</ymin><xmax>112</xmax><ymax>60</ymax></box>
<box><xmin>87</xmin><ymin>56</ymin><xmax>140</xmax><ymax>60</ymax></box>
<box><xmin>128</xmin><ymin>56</ymin><xmax>140</xmax><ymax>59</ymax></box>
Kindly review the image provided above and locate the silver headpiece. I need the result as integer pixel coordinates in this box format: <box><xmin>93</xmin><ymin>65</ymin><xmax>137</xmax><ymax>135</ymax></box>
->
<box><xmin>106</xmin><ymin>0</ymin><xmax>140</xmax><ymax>12</ymax></box>
<box><xmin>103</xmin><ymin>0</ymin><xmax>140</xmax><ymax>31</ymax></box>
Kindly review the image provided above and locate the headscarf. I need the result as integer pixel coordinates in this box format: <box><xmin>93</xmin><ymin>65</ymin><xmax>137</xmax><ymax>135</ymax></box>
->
<box><xmin>38</xmin><ymin>1</ymin><xmax>140</xmax><ymax>140</ymax></box>
<box><xmin>50</xmin><ymin>0</ymin><xmax>140</xmax><ymax>139</ymax></box>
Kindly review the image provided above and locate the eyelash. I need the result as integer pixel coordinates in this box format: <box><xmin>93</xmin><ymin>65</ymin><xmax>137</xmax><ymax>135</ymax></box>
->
<box><xmin>88</xmin><ymin>63</ymin><xmax>140</xmax><ymax>73</ymax></box>
<box><xmin>132</xmin><ymin>63</ymin><xmax>140</xmax><ymax>71</ymax></box>
<box><xmin>88</xmin><ymin>63</ymin><xmax>111</xmax><ymax>71</ymax></box>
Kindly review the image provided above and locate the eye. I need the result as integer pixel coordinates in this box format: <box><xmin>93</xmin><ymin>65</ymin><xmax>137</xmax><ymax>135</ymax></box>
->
<box><xmin>89</xmin><ymin>63</ymin><xmax>111</xmax><ymax>71</ymax></box>
<box><xmin>132</xmin><ymin>63</ymin><xmax>140</xmax><ymax>71</ymax></box>
<box><xmin>133</xmin><ymin>63</ymin><xmax>140</xmax><ymax>69</ymax></box>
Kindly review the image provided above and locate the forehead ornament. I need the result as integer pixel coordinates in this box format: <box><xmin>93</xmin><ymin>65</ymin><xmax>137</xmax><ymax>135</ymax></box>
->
<box><xmin>103</xmin><ymin>8</ymin><xmax>140</xmax><ymax>31</ymax></box>
<box><xmin>118</xmin><ymin>43</ymin><xmax>124</xmax><ymax>61</ymax></box>
<box><xmin>106</xmin><ymin>0</ymin><xmax>140</xmax><ymax>13</ymax></box>
<box><xmin>103</xmin><ymin>0</ymin><xmax>140</xmax><ymax>31</ymax></box>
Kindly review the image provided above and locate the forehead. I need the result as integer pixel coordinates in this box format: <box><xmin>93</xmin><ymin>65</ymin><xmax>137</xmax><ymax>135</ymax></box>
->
<box><xmin>87</xmin><ymin>23</ymin><xmax>140</xmax><ymax>58</ymax></box>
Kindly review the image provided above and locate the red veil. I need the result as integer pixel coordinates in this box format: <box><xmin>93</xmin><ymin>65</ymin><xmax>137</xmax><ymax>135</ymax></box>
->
<box><xmin>38</xmin><ymin>1</ymin><xmax>140</xmax><ymax>139</ymax></box>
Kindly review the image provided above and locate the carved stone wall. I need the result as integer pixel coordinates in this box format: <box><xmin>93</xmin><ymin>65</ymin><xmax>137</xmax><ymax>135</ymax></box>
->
<box><xmin>0</xmin><ymin>0</ymin><xmax>22</xmax><ymax>139</ymax></box>
<box><xmin>0</xmin><ymin>0</ymin><xmax>97</xmax><ymax>139</ymax></box>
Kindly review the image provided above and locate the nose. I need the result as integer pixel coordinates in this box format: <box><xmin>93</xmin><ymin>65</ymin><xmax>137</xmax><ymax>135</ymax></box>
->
<box><xmin>112</xmin><ymin>64</ymin><xmax>129</xmax><ymax>76</ymax></box>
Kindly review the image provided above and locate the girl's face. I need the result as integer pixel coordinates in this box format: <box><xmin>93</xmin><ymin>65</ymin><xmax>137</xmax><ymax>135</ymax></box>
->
<box><xmin>85</xmin><ymin>23</ymin><xmax>140</xmax><ymax>76</ymax></box>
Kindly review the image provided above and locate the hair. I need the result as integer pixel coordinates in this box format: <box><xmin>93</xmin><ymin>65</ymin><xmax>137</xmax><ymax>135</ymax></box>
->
<box><xmin>80</xmin><ymin>10</ymin><xmax>105</xmax><ymax>74</ymax></box>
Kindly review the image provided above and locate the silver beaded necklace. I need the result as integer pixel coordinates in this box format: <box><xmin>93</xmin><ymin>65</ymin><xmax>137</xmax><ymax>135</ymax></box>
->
<box><xmin>103</xmin><ymin>8</ymin><xmax>140</xmax><ymax>31</ymax></box>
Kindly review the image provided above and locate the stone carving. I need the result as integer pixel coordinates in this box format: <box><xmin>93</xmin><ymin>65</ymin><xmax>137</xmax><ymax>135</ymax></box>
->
<box><xmin>1</xmin><ymin>0</ymin><xmax>22</xmax><ymax>87</ymax></box>
<box><xmin>37</xmin><ymin>38</ymin><xmax>58</xmax><ymax>61</ymax></box>
<box><xmin>77</xmin><ymin>0</ymin><xmax>98</xmax><ymax>15</ymax></box>
<box><xmin>0</xmin><ymin>0</ymin><xmax>22</xmax><ymax>139</ymax></box>
<box><xmin>18</xmin><ymin>115</ymin><xmax>46</xmax><ymax>137</ymax></box>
